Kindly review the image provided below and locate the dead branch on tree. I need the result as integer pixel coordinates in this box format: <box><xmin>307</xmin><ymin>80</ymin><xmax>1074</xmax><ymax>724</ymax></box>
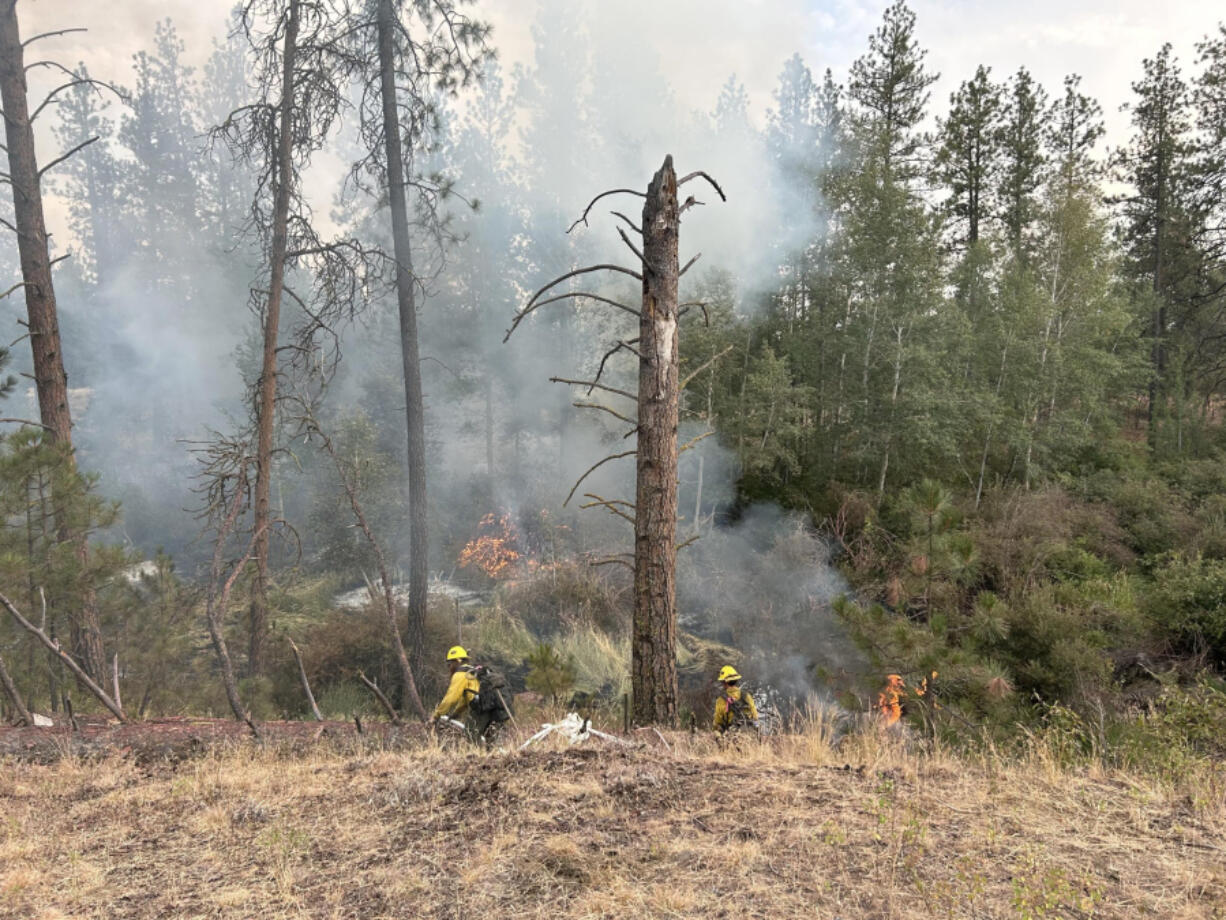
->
<box><xmin>37</xmin><ymin>135</ymin><xmax>99</xmax><ymax>180</ymax></box>
<box><xmin>196</xmin><ymin>448</ymin><xmax>261</xmax><ymax>734</ymax></box>
<box><xmin>563</xmin><ymin>450</ymin><xmax>636</xmax><ymax>507</ymax></box>
<box><xmin>0</xmin><ymin>590</ymin><xmax>127</xmax><ymax>722</ymax></box>
<box><xmin>678</xmin><ymin>170</ymin><xmax>727</xmax><ymax>201</ymax></box>
<box><xmin>504</xmin><ymin>265</ymin><xmax>644</xmax><ymax>342</ymax></box>
<box><xmin>676</xmin><ymin>534</ymin><xmax>701</xmax><ymax>552</ymax></box>
<box><xmin>588</xmin><ymin>338</ymin><xmax>642</xmax><ymax>395</ymax></box>
<box><xmin>580</xmin><ymin>492</ymin><xmax>636</xmax><ymax>526</ymax></box>
<box><xmin>678</xmin><ymin>195</ymin><xmax>704</xmax><ymax>217</ymax></box>
<box><xmin>550</xmin><ymin>376</ymin><xmax>637</xmax><ymax>402</ymax></box>
<box><xmin>681</xmin><ymin>346</ymin><xmax>733</xmax><ymax>390</ymax></box>
<box><xmin>590</xmin><ymin>556</ymin><xmax>634</xmax><ymax>571</ymax></box>
<box><xmin>617</xmin><ymin>227</ymin><xmax>647</xmax><ymax>265</ymax></box>
<box><xmin>573</xmin><ymin>401</ymin><xmax>637</xmax><ymax>426</ymax></box>
<box><xmin>300</xmin><ymin>412</ymin><xmax>428</xmax><ymax>721</ymax></box>
<box><xmin>679</xmin><ymin>252</ymin><xmax>702</xmax><ymax>278</ymax></box>
<box><xmin>567</xmin><ymin>188</ymin><xmax>646</xmax><ymax>233</ymax></box>
<box><xmin>677</xmin><ymin>301</ymin><xmax>711</xmax><ymax>325</ymax></box>
<box><xmin>679</xmin><ymin>430</ymin><xmax>717</xmax><ymax>454</ymax></box>
<box><xmin>358</xmin><ymin>671</ymin><xmax>402</xmax><ymax>725</ymax></box>
<box><xmin>610</xmin><ymin>210</ymin><xmax>641</xmax><ymax>235</ymax></box>
<box><xmin>287</xmin><ymin>635</ymin><xmax>322</xmax><ymax>721</ymax></box>
<box><xmin>512</xmin><ymin>292</ymin><xmax>640</xmax><ymax>331</ymax></box>
<box><xmin>21</xmin><ymin>28</ymin><xmax>87</xmax><ymax>48</ymax></box>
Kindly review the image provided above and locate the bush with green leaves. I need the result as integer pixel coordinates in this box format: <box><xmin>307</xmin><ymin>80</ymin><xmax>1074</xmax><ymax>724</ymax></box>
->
<box><xmin>524</xmin><ymin>642</ymin><xmax>577</xmax><ymax>703</ymax></box>
<box><xmin>1146</xmin><ymin>553</ymin><xmax>1226</xmax><ymax>665</ymax></box>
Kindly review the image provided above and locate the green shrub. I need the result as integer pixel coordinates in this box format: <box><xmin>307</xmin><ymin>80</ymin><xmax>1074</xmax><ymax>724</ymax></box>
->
<box><xmin>1147</xmin><ymin>554</ymin><xmax>1226</xmax><ymax>665</ymax></box>
<box><xmin>524</xmin><ymin>642</ymin><xmax>577</xmax><ymax>703</ymax></box>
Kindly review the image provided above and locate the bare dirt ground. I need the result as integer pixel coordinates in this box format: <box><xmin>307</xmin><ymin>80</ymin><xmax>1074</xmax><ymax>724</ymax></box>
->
<box><xmin>1</xmin><ymin>726</ymin><xmax>1224</xmax><ymax>919</ymax></box>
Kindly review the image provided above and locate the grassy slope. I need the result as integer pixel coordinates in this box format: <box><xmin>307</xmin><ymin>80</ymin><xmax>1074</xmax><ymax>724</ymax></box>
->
<box><xmin>1</xmin><ymin>732</ymin><xmax>1223</xmax><ymax>919</ymax></box>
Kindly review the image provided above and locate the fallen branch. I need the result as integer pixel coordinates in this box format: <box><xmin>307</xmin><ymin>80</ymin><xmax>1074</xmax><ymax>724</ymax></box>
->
<box><xmin>0</xmin><ymin>650</ymin><xmax>32</xmax><ymax>726</ymax></box>
<box><xmin>0</xmin><ymin>590</ymin><xmax>127</xmax><ymax>722</ymax></box>
<box><xmin>287</xmin><ymin>636</ymin><xmax>322</xmax><ymax>721</ymax></box>
<box><xmin>358</xmin><ymin>671</ymin><xmax>402</xmax><ymax>726</ymax></box>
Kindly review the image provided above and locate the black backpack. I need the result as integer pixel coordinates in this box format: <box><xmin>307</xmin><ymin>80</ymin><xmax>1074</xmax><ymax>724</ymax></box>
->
<box><xmin>466</xmin><ymin>664</ymin><xmax>511</xmax><ymax>720</ymax></box>
<box><xmin>723</xmin><ymin>690</ymin><xmax>755</xmax><ymax>728</ymax></box>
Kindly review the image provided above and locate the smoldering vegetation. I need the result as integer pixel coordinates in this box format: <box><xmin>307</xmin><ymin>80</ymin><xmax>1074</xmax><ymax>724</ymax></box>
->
<box><xmin>0</xmin><ymin>0</ymin><xmax>858</xmax><ymax>718</ymax></box>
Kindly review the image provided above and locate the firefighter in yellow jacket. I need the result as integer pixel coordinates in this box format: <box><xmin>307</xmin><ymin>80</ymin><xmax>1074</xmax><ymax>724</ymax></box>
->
<box><xmin>433</xmin><ymin>645</ymin><xmax>480</xmax><ymax>724</ymax></box>
<box><xmin>713</xmin><ymin>665</ymin><xmax>759</xmax><ymax>733</ymax></box>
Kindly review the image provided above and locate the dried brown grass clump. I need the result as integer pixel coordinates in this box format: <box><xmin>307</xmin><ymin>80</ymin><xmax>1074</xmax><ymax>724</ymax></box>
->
<box><xmin>1</xmin><ymin>726</ymin><xmax>1223</xmax><ymax>919</ymax></box>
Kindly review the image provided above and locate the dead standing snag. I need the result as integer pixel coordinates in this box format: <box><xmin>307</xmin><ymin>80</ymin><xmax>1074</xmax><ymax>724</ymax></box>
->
<box><xmin>505</xmin><ymin>155</ymin><xmax>725</xmax><ymax>727</ymax></box>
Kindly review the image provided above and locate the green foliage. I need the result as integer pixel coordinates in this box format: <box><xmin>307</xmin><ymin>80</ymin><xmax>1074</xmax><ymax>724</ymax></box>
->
<box><xmin>1146</xmin><ymin>554</ymin><xmax>1226</xmax><ymax>664</ymax></box>
<box><xmin>524</xmin><ymin>642</ymin><xmax>577</xmax><ymax>703</ymax></box>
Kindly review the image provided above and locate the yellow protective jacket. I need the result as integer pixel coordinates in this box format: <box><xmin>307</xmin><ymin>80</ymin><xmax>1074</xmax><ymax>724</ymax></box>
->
<box><xmin>433</xmin><ymin>668</ymin><xmax>480</xmax><ymax>720</ymax></box>
<box><xmin>713</xmin><ymin>685</ymin><xmax>758</xmax><ymax>732</ymax></box>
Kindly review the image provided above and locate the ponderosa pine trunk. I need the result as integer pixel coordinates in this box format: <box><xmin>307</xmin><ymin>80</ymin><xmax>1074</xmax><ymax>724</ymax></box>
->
<box><xmin>632</xmin><ymin>156</ymin><xmax>680</xmax><ymax>727</ymax></box>
<box><xmin>0</xmin><ymin>0</ymin><xmax>105</xmax><ymax>682</ymax></box>
<box><xmin>249</xmin><ymin>0</ymin><xmax>300</xmax><ymax>677</ymax></box>
<box><xmin>376</xmin><ymin>0</ymin><xmax>428</xmax><ymax>681</ymax></box>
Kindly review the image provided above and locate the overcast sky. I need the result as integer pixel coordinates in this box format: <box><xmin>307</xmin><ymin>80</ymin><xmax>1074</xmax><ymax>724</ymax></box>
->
<box><xmin>17</xmin><ymin>0</ymin><xmax>1223</xmax><ymax>243</ymax></box>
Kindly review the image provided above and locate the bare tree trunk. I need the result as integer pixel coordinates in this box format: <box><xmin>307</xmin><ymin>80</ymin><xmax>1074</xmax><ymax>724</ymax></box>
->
<box><xmin>377</xmin><ymin>0</ymin><xmax>428</xmax><ymax>683</ymax></box>
<box><xmin>632</xmin><ymin>156</ymin><xmax>681</xmax><ymax>727</ymax></box>
<box><xmin>316</xmin><ymin>423</ymin><xmax>427</xmax><ymax>721</ymax></box>
<box><xmin>0</xmin><ymin>0</ymin><xmax>105</xmax><ymax>682</ymax></box>
<box><xmin>286</xmin><ymin>637</ymin><xmax>322</xmax><ymax>721</ymax></box>
<box><xmin>249</xmin><ymin>0</ymin><xmax>301</xmax><ymax>678</ymax></box>
<box><xmin>0</xmin><ymin>650</ymin><xmax>32</xmax><ymax>726</ymax></box>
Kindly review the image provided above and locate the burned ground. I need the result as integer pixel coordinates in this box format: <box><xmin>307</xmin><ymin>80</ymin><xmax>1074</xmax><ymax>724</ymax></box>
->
<box><xmin>1</xmin><ymin>729</ymin><xmax>1223</xmax><ymax>918</ymax></box>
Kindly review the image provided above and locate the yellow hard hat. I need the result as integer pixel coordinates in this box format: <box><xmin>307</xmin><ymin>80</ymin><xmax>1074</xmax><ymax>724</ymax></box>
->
<box><xmin>718</xmin><ymin>665</ymin><xmax>741</xmax><ymax>683</ymax></box>
<box><xmin>446</xmin><ymin>645</ymin><xmax>469</xmax><ymax>661</ymax></box>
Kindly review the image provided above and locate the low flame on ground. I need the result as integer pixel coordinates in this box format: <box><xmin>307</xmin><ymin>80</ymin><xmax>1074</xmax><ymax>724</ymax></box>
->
<box><xmin>875</xmin><ymin>674</ymin><xmax>906</xmax><ymax>725</ymax></box>
<box><xmin>458</xmin><ymin>512</ymin><xmax>522</xmax><ymax>579</ymax></box>
<box><xmin>874</xmin><ymin>671</ymin><xmax>938</xmax><ymax>725</ymax></box>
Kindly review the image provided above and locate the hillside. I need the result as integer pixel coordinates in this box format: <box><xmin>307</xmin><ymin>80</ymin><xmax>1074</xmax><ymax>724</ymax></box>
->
<box><xmin>2</xmin><ymin>730</ymin><xmax>1223</xmax><ymax>919</ymax></box>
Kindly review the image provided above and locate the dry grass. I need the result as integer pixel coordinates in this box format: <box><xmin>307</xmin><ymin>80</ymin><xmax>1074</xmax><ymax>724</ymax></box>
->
<box><xmin>1</xmin><ymin>725</ymin><xmax>1223</xmax><ymax>919</ymax></box>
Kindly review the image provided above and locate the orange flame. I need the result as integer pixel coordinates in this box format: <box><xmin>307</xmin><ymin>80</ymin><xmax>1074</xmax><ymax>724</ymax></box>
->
<box><xmin>875</xmin><ymin>674</ymin><xmax>906</xmax><ymax>725</ymax></box>
<box><xmin>458</xmin><ymin>512</ymin><xmax>522</xmax><ymax>579</ymax></box>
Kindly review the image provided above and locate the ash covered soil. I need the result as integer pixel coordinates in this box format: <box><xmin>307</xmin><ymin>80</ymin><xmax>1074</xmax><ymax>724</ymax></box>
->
<box><xmin>0</xmin><ymin>728</ymin><xmax>1223</xmax><ymax>919</ymax></box>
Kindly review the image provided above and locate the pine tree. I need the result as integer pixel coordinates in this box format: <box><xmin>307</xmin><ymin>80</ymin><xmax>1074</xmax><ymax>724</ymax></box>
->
<box><xmin>935</xmin><ymin>65</ymin><xmax>1002</xmax><ymax>248</ymax></box>
<box><xmin>997</xmin><ymin>68</ymin><xmax>1048</xmax><ymax>261</ymax></box>
<box><xmin>1114</xmin><ymin>44</ymin><xmax>1198</xmax><ymax>450</ymax></box>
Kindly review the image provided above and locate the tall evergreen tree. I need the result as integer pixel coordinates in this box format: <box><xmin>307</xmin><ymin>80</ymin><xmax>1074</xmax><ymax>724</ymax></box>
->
<box><xmin>1114</xmin><ymin>44</ymin><xmax>1198</xmax><ymax>449</ymax></box>
<box><xmin>935</xmin><ymin>65</ymin><xmax>1002</xmax><ymax>248</ymax></box>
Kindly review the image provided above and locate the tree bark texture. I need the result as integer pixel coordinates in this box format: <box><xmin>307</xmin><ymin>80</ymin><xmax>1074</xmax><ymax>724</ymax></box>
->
<box><xmin>632</xmin><ymin>156</ymin><xmax>681</xmax><ymax>727</ymax></box>
<box><xmin>0</xmin><ymin>0</ymin><xmax>105</xmax><ymax>682</ymax></box>
<box><xmin>249</xmin><ymin>0</ymin><xmax>300</xmax><ymax>677</ymax></box>
<box><xmin>377</xmin><ymin>0</ymin><xmax>428</xmax><ymax>682</ymax></box>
